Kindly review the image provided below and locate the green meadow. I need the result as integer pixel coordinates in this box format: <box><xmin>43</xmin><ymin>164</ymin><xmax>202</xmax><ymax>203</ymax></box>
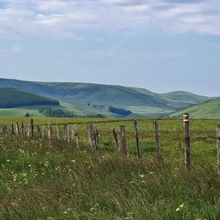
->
<box><xmin>0</xmin><ymin>117</ymin><xmax>220</xmax><ymax>219</ymax></box>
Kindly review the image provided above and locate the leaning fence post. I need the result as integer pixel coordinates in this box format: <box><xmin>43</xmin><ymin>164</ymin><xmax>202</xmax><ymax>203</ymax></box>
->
<box><xmin>134</xmin><ymin>120</ymin><xmax>141</xmax><ymax>159</ymax></box>
<box><xmin>119</xmin><ymin>125</ymin><xmax>127</xmax><ymax>155</ymax></box>
<box><xmin>183</xmin><ymin>113</ymin><xmax>190</xmax><ymax>170</ymax></box>
<box><xmin>113</xmin><ymin>128</ymin><xmax>119</xmax><ymax>151</ymax></box>
<box><xmin>216</xmin><ymin>126</ymin><xmax>220</xmax><ymax>176</ymax></box>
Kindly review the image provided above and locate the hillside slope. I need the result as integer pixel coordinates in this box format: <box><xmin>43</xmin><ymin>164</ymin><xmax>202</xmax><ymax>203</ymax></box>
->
<box><xmin>160</xmin><ymin>91</ymin><xmax>211</xmax><ymax>108</ymax></box>
<box><xmin>169</xmin><ymin>98</ymin><xmax>220</xmax><ymax>119</ymax></box>
<box><xmin>0</xmin><ymin>88</ymin><xmax>59</xmax><ymax>108</ymax></box>
<box><xmin>0</xmin><ymin>78</ymin><xmax>212</xmax><ymax>117</ymax></box>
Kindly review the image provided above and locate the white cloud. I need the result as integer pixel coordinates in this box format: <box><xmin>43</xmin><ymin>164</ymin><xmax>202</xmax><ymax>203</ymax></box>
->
<box><xmin>122</xmin><ymin>4</ymin><xmax>149</xmax><ymax>13</ymax></box>
<box><xmin>0</xmin><ymin>0</ymin><xmax>219</xmax><ymax>38</ymax></box>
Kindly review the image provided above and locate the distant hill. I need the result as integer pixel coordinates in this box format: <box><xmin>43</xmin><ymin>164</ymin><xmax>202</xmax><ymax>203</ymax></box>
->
<box><xmin>169</xmin><ymin>98</ymin><xmax>220</xmax><ymax>119</ymax></box>
<box><xmin>0</xmin><ymin>88</ymin><xmax>59</xmax><ymax>108</ymax></box>
<box><xmin>160</xmin><ymin>91</ymin><xmax>210</xmax><ymax>107</ymax></box>
<box><xmin>0</xmin><ymin>78</ymin><xmax>212</xmax><ymax>117</ymax></box>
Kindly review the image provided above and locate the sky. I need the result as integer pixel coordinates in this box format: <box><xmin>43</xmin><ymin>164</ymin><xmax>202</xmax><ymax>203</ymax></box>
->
<box><xmin>0</xmin><ymin>0</ymin><xmax>220</xmax><ymax>96</ymax></box>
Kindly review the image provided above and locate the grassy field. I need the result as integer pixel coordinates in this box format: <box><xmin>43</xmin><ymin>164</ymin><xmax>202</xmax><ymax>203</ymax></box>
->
<box><xmin>0</xmin><ymin>117</ymin><xmax>220</xmax><ymax>219</ymax></box>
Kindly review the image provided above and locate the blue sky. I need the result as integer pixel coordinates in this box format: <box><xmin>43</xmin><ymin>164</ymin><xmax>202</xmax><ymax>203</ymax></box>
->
<box><xmin>0</xmin><ymin>0</ymin><xmax>220</xmax><ymax>96</ymax></box>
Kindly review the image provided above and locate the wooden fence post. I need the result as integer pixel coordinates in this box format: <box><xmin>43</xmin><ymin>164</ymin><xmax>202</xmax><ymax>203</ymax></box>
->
<box><xmin>134</xmin><ymin>120</ymin><xmax>141</xmax><ymax>159</ymax></box>
<box><xmin>119</xmin><ymin>125</ymin><xmax>127</xmax><ymax>155</ymax></box>
<box><xmin>93</xmin><ymin>124</ymin><xmax>99</xmax><ymax>146</ymax></box>
<box><xmin>87</xmin><ymin>123</ymin><xmax>98</xmax><ymax>150</ymax></box>
<box><xmin>48</xmin><ymin>123</ymin><xmax>52</xmax><ymax>143</ymax></box>
<box><xmin>153</xmin><ymin>121</ymin><xmax>161</xmax><ymax>161</ymax></box>
<box><xmin>113</xmin><ymin>128</ymin><xmax>119</xmax><ymax>150</ymax></box>
<box><xmin>72</xmin><ymin>124</ymin><xmax>80</xmax><ymax>149</ymax></box>
<box><xmin>183</xmin><ymin>113</ymin><xmax>190</xmax><ymax>170</ymax></box>
<box><xmin>30</xmin><ymin>118</ymin><xmax>34</xmax><ymax>138</ymax></box>
<box><xmin>64</xmin><ymin>124</ymin><xmax>67</xmax><ymax>142</ymax></box>
<box><xmin>216</xmin><ymin>126</ymin><xmax>220</xmax><ymax>176</ymax></box>
<box><xmin>56</xmin><ymin>124</ymin><xmax>60</xmax><ymax>141</ymax></box>
<box><xmin>67</xmin><ymin>125</ymin><xmax>71</xmax><ymax>144</ymax></box>
<box><xmin>15</xmin><ymin>122</ymin><xmax>20</xmax><ymax>135</ymax></box>
<box><xmin>11</xmin><ymin>123</ymin><xmax>14</xmax><ymax>135</ymax></box>
<box><xmin>20</xmin><ymin>121</ymin><xmax>24</xmax><ymax>135</ymax></box>
<box><xmin>27</xmin><ymin>119</ymin><xmax>34</xmax><ymax>138</ymax></box>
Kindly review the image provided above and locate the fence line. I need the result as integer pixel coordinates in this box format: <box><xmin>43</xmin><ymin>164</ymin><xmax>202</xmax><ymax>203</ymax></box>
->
<box><xmin>0</xmin><ymin>115</ymin><xmax>220</xmax><ymax>175</ymax></box>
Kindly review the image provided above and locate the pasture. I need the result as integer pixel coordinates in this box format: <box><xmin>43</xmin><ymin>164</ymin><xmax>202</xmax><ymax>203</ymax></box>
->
<box><xmin>0</xmin><ymin>117</ymin><xmax>219</xmax><ymax>219</ymax></box>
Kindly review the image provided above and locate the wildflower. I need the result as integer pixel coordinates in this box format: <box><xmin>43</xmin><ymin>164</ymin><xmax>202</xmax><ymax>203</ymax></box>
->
<box><xmin>6</xmin><ymin>159</ymin><xmax>10</xmax><ymax>162</ymax></box>
<box><xmin>176</xmin><ymin>208</ymin><xmax>180</xmax><ymax>212</ymax></box>
<box><xmin>139</xmin><ymin>174</ymin><xmax>145</xmax><ymax>178</ymax></box>
<box><xmin>176</xmin><ymin>203</ymin><xmax>184</xmax><ymax>212</ymax></box>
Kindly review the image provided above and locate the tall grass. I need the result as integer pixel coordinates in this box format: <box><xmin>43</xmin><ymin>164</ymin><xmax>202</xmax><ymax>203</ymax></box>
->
<box><xmin>0</xmin><ymin>118</ymin><xmax>219</xmax><ymax>219</ymax></box>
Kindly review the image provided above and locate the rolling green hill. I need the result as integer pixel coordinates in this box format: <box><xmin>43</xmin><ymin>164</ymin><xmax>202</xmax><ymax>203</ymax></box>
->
<box><xmin>0</xmin><ymin>78</ymin><xmax>212</xmax><ymax>117</ymax></box>
<box><xmin>0</xmin><ymin>88</ymin><xmax>59</xmax><ymax>108</ymax></box>
<box><xmin>169</xmin><ymin>98</ymin><xmax>220</xmax><ymax>119</ymax></box>
<box><xmin>160</xmin><ymin>91</ymin><xmax>210</xmax><ymax>108</ymax></box>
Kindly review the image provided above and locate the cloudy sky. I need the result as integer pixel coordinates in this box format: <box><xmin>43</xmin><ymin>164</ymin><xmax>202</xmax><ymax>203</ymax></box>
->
<box><xmin>0</xmin><ymin>0</ymin><xmax>219</xmax><ymax>96</ymax></box>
